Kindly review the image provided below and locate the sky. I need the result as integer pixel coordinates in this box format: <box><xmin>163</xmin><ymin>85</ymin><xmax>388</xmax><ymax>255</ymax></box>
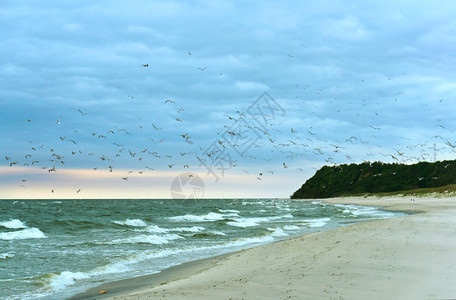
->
<box><xmin>1</xmin><ymin>0</ymin><xmax>456</xmax><ymax>199</ymax></box>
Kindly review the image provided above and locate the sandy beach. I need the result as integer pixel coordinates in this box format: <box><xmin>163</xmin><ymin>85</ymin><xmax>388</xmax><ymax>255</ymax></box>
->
<box><xmin>73</xmin><ymin>196</ymin><xmax>456</xmax><ymax>299</ymax></box>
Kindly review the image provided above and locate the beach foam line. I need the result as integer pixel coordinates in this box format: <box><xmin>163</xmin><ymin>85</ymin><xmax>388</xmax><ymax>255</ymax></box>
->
<box><xmin>0</xmin><ymin>228</ymin><xmax>47</xmax><ymax>240</ymax></box>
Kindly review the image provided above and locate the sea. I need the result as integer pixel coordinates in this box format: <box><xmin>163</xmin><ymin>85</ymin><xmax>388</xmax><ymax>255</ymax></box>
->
<box><xmin>0</xmin><ymin>198</ymin><xmax>404</xmax><ymax>299</ymax></box>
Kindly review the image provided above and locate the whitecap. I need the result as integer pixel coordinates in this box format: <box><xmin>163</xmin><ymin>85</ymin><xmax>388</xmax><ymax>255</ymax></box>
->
<box><xmin>112</xmin><ymin>219</ymin><xmax>147</xmax><ymax>227</ymax></box>
<box><xmin>170</xmin><ymin>226</ymin><xmax>205</xmax><ymax>233</ymax></box>
<box><xmin>0</xmin><ymin>227</ymin><xmax>47</xmax><ymax>240</ymax></box>
<box><xmin>0</xmin><ymin>219</ymin><xmax>27</xmax><ymax>229</ymax></box>
<box><xmin>45</xmin><ymin>271</ymin><xmax>90</xmax><ymax>292</ymax></box>
<box><xmin>283</xmin><ymin>225</ymin><xmax>300</xmax><ymax>230</ymax></box>
<box><xmin>267</xmin><ymin>227</ymin><xmax>288</xmax><ymax>237</ymax></box>
<box><xmin>108</xmin><ymin>233</ymin><xmax>182</xmax><ymax>245</ymax></box>
<box><xmin>143</xmin><ymin>225</ymin><xmax>169</xmax><ymax>233</ymax></box>
<box><xmin>169</xmin><ymin>212</ymin><xmax>234</xmax><ymax>222</ymax></box>
<box><xmin>218</xmin><ymin>209</ymin><xmax>240</xmax><ymax>213</ymax></box>
<box><xmin>302</xmin><ymin>218</ymin><xmax>331</xmax><ymax>228</ymax></box>
<box><xmin>0</xmin><ymin>252</ymin><xmax>14</xmax><ymax>259</ymax></box>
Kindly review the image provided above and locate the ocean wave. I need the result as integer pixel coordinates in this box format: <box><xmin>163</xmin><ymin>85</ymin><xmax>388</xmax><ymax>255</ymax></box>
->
<box><xmin>0</xmin><ymin>252</ymin><xmax>14</xmax><ymax>259</ymax></box>
<box><xmin>0</xmin><ymin>228</ymin><xmax>47</xmax><ymax>240</ymax></box>
<box><xmin>301</xmin><ymin>217</ymin><xmax>331</xmax><ymax>228</ymax></box>
<box><xmin>283</xmin><ymin>225</ymin><xmax>300</xmax><ymax>230</ymax></box>
<box><xmin>267</xmin><ymin>227</ymin><xmax>288</xmax><ymax>237</ymax></box>
<box><xmin>142</xmin><ymin>225</ymin><xmax>169</xmax><ymax>233</ymax></box>
<box><xmin>218</xmin><ymin>209</ymin><xmax>240</xmax><ymax>213</ymax></box>
<box><xmin>112</xmin><ymin>219</ymin><xmax>147</xmax><ymax>227</ymax></box>
<box><xmin>170</xmin><ymin>226</ymin><xmax>205</xmax><ymax>233</ymax></box>
<box><xmin>0</xmin><ymin>219</ymin><xmax>27</xmax><ymax>229</ymax></box>
<box><xmin>45</xmin><ymin>271</ymin><xmax>90</xmax><ymax>292</ymax></box>
<box><xmin>107</xmin><ymin>233</ymin><xmax>182</xmax><ymax>245</ymax></box>
<box><xmin>169</xmin><ymin>211</ymin><xmax>237</xmax><ymax>222</ymax></box>
<box><xmin>227</xmin><ymin>214</ymin><xmax>294</xmax><ymax>228</ymax></box>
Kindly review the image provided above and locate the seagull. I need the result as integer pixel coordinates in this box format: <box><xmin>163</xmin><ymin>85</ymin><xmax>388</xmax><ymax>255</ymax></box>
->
<box><xmin>141</xmin><ymin>64</ymin><xmax>149</xmax><ymax>67</ymax></box>
<box><xmin>283</xmin><ymin>162</ymin><xmax>288</xmax><ymax>169</ymax></box>
<box><xmin>188</xmin><ymin>51</ymin><xmax>192</xmax><ymax>55</ymax></box>
<box><xmin>122</xmin><ymin>177</ymin><xmax>128</xmax><ymax>180</ymax></box>
<box><xmin>56</xmin><ymin>117</ymin><xmax>62</xmax><ymax>125</ymax></box>
<box><xmin>76</xmin><ymin>189</ymin><xmax>81</xmax><ymax>193</ymax></box>
<box><xmin>78</xmin><ymin>109</ymin><xmax>87</xmax><ymax>116</ymax></box>
<box><xmin>198</xmin><ymin>67</ymin><xmax>207</xmax><ymax>71</ymax></box>
<box><xmin>176</xmin><ymin>118</ymin><xmax>183</xmax><ymax>122</ymax></box>
<box><xmin>164</xmin><ymin>99</ymin><xmax>175</xmax><ymax>104</ymax></box>
<box><xmin>151</xmin><ymin>124</ymin><xmax>162</xmax><ymax>131</ymax></box>
<box><xmin>369</xmin><ymin>125</ymin><xmax>381</xmax><ymax>130</ymax></box>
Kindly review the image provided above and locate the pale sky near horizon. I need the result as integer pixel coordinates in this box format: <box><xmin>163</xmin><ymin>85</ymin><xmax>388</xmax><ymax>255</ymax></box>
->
<box><xmin>1</xmin><ymin>1</ymin><xmax>456</xmax><ymax>199</ymax></box>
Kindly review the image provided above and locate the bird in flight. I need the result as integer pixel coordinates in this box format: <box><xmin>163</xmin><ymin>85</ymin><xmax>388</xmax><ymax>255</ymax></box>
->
<box><xmin>78</xmin><ymin>109</ymin><xmax>87</xmax><ymax>116</ymax></box>
<box><xmin>198</xmin><ymin>67</ymin><xmax>207</xmax><ymax>71</ymax></box>
<box><xmin>151</xmin><ymin>124</ymin><xmax>162</xmax><ymax>131</ymax></box>
<box><xmin>141</xmin><ymin>64</ymin><xmax>149</xmax><ymax>67</ymax></box>
<box><xmin>165</xmin><ymin>99</ymin><xmax>175</xmax><ymax>104</ymax></box>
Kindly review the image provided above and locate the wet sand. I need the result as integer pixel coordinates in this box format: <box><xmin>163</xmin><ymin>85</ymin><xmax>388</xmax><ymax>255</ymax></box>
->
<box><xmin>72</xmin><ymin>196</ymin><xmax>456</xmax><ymax>299</ymax></box>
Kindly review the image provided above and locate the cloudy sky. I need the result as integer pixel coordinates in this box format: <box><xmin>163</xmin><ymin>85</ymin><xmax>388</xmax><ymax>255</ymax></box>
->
<box><xmin>1</xmin><ymin>1</ymin><xmax>456</xmax><ymax>199</ymax></box>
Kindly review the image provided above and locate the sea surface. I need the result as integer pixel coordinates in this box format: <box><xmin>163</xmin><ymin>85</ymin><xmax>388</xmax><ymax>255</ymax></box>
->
<box><xmin>0</xmin><ymin>198</ymin><xmax>404</xmax><ymax>299</ymax></box>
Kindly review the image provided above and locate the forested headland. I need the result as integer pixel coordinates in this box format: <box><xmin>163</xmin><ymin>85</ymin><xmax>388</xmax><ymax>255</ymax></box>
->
<box><xmin>291</xmin><ymin>160</ymin><xmax>456</xmax><ymax>199</ymax></box>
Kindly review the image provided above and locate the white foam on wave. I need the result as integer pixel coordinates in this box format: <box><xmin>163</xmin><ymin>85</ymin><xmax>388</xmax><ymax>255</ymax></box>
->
<box><xmin>227</xmin><ymin>218</ymin><xmax>261</xmax><ymax>227</ymax></box>
<box><xmin>112</xmin><ymin>219</ymin><xmax>147</xmax><ymax>227</ymax></box>
<box><xmin>170</xmin><ymin>226</ymin><xmax>205</xmax><ymax>233</ymax></box>
<box><xmin>283</xmin><ymin>225</ymin><xmax>300</xmax><ymax>230</ymax></box>
<box><xmin>339</xmin><ymin>205</ymin><xmax>396</xmax><ymax>218</ymax></box>
<box><xmin>169</xmin><ymin>211</ymin><xmax>237</xmax><ymax>222</ymax></box>
<box><xmin>227</xmin><ymin>214</ymin><xmax>294</xmax><ymax>228</ymax></box>
<box><xmin>0</xmin><ymin>252</ymin><xmax>14</xmax><ymax>259</ymax></box>
<box><xmin>0</xmin><ymin>228</ymin><xmax>47</xmax><ymax>240</ymax></box>
<box><xmin>46</xmin><ymin>271</ymin><xmax>90</xmax><ymax>292</ymax></box>
<box><xmin>218</xmin><ymin>209</ymin><xmax>240</xmax><ymax>213</ymax></box>
<box><xmin>143</xmin><ymin>225</ymin><xmax>169</xmax><ymax>233</ymax></box>
<box><xmin>302</xmin><ymin>217</ymin><xmax>331</xmax><ymax>228</ymax></box>
<box><xmin>0</xmin><ymin>219</ymin><xmax>27</xmax><ymax>229</ymax></box>
<box><xmin>107</xmin><ymin>233</ymin><xmax>182</xmax><ymax>245</ymax></box>
<box><xmin>267</xmin><ymin>227</ymin><xmax>288</xmax><ymax>237</ymax></box>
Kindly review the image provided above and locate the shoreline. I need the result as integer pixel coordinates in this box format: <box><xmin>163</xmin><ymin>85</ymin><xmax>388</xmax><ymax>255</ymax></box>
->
<box><xmin>70</xmin><ymin>196</ymin><xmax>456</xmax><ymax>299</ymax></box>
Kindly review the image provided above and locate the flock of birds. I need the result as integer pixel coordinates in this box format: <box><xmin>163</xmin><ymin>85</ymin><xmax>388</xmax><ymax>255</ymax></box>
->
<box><xmin>3</xmin><ymin>56</ymin><xmax>456</xmax><ymax>195</ymax></box>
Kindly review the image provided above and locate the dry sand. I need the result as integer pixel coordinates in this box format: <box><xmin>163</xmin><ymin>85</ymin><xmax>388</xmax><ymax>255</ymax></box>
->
<box><xmin>74</xmin><ymin>196</ymin><xmax>456</xmax><ymax>300</ymax></box>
